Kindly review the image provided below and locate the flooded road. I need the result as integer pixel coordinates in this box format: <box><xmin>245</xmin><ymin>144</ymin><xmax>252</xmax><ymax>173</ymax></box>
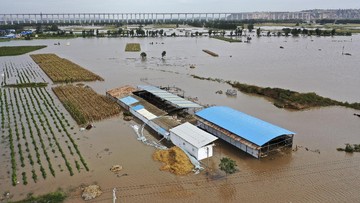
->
<box><xmin>1</xmin><ymin>34</ymin><xmax>360</xmax><ymax>202</ymax></box>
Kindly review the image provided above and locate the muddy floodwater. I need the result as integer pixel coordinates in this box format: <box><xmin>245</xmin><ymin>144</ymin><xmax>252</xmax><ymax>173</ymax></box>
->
<box><xmin>1</xmin><ymin>34</ymin><xmax>360</xmax><ymax>202</ymax></box>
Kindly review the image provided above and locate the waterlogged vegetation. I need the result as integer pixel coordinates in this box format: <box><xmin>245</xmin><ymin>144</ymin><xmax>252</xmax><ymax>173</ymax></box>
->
<box><xmin>211</xmin><ymin>36</ymin><xmax>242</xmax><ymax>43</ymax></box>
<box><xmin>0</xmin><ymin>46</ymin><xmax>46</xmax><ymax>56</ymax></box>
<box><xmin>0</xmin><ymin>60</ymin><xmax>89</xmax><ymax>187</ymax></box>
<box><xmin>337</xmin><ymin>144</ymin><xmax>360</xmax><ymax>153</ymax></box>
<box><xmin>53</xmin><ymin>85</ymin><xmax>121</xmax><ymax>125</ymax></box>
<box><xmin>30</xmin><ymin>54</ymin><xmax>104</xmax><ymax>83</ymax></box>
<box><xmin>125</xmin><ymin>43</ymin><xmax>141</xmax><ymax>52</ymax></box>
<box><xmin>4</xmin><ymin>82</ymin><xmax>48</xmax><ymax>88</ymax></box>
<box><xmin>191</xmin><ymin>75</ymin><xmax>360</xmax><ymax>110</ymax></box>
<box><xmin>9</xmin><ymin>190</ymin><xmax>66</xmax><ymax>203</ymax></box>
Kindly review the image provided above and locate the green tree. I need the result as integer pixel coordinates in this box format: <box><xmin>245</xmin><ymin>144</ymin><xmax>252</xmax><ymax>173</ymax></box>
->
<box><xmin>159</xmin><ymin>29</ymin><xmax>164</xmax><ymax>36</ymax></box>
<box><xmin>49</xmin><ymin>24</ymin><xmax>59</xmax><ymax>31</ymax></box>
<box><xmin>331</xmin><ymin>29</ymin><xmax>336</xmax><ymax>36</ymax></box>
<box><xmin>129</xmin><ymin>29</ymin><xmax>134</xmax><ymax>37</ymax></box>
<box><xmin>282</xmin><ymin>28</ymin><xmax>291</xmax><ymax>36</ymax></box>
<box><xmin>247</xmin><ymin>24</ymin><xmax>254</xmax><ymax>32</ymax></box>
<box><xmin>219</xmin><ymin>157</ymin><xmax>237</xmax><ymax>176</ymax></box>
<box><xmin>118</xmin><ymin>28</ymin><xmax>123</xmax><ymax>36</ymax></box>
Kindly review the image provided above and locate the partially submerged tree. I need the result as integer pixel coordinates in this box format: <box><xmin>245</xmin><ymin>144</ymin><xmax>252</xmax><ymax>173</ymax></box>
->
<box><xmin>219</xmin><ymin>157</ymin><xmax>237</xmax><ymax>176</ymax></box>
<box><xmin>140</xmin><ymin>52</ymin><xmax>147</xmax><ymax>59</ymax></box>
<box><xmin>256</xmin><ymin>27</ymin><xmax>261</xmax><ymax>37</ymax></box>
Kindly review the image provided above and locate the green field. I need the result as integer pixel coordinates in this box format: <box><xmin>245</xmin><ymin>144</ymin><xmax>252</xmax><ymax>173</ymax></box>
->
<box><xmin>0</xmin><ymin>46</ymin><xmax>47</xmax><ymax>56</ymax></box>
<box><xmin>125</xmin><ymin>43</ymin><xmax>141</xmax><ymax>52</ymax></box>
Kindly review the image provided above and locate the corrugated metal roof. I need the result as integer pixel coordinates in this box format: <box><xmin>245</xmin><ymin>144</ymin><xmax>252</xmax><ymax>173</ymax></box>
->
<box><xmin>137</xmin><ymin>85</ymin><xmax>202</xmax><ymax>108</ymax></box>
<box><xmin>170</xmin><ymin>122</ymin><xmax>217</xmax><ymax>148</ymax></box>
<box><xmin>195</xmin><ymin>106</ymin><xmax>295</xmax><ymax>146</ymax></box>
<box><xmin>137</xmin><ymin>108</ymin><xmax>157</xmax><ymax>120</ymax></box>
<box><xmin>119</xmin><ymin>96</ymin><xmax>139</xmax><ymax>106</ymax></box>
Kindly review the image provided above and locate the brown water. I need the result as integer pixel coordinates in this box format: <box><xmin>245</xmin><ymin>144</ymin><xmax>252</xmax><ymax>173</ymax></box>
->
<box><xmin>1</xmin><ymin>35</ymin><xmax>360</xmax><ymax>202</ymax></box>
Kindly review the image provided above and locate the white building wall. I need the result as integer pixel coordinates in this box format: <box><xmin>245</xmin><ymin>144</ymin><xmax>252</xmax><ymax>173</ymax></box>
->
<box><xmin>197</xmin><ymin>145</ymin><xmax>213</xmax><ymax>160</ymax></box>
<box><xmin>170</xmin><ymin>131</ymin><xmax>214</xmax><ymax>161</ymax></box>
<box><xmin>170</xmin><ymin>132</ymin><xmax>200</xmax><ymax>159</ymax></box>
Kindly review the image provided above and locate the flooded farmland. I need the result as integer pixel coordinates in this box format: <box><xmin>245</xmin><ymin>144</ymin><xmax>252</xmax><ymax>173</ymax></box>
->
<box><xmin>1</xmin><ymin>34</ymin><xmax>360</xmax><ymax>202</ymax></box>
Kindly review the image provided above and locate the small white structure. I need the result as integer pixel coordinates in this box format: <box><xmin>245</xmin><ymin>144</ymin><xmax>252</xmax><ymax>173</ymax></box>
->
<box><xmin>170</xmin><ymin>122</ymin><xmax>217</xmax><ymax>161</ymax></box>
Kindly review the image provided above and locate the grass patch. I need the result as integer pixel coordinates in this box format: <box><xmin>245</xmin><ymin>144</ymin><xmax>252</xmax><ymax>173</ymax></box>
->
<box><xmin>9</xmin><ymin>190</ymin><xmax>66</xmax><ymax>203</ymax></box>
<box><xmin>53</xmin><ymin>85</ymin><xmax>121</xmax><ymax>125</ymax></box>
<box><xmin>0</xmin><ymin>38</ymin><xmax>11</xmax><ymax>42</ymax></box>
<box><xmin>30</xmin><ymin>54</ymin><xmax>104</xmax><ymax>83</ymax></box>
<box><xmin>3</xmin><ymin>82</ymin><xmax>48</xmax><ymax>88</ymax></box>
<box><xmin>0</xmin><ymin>46</ymin><xmax>47</xmax><ymax>56</ymax></box>
<box><xmin>125</xmin><ymin>43</ymin><xmax>141</xmax><ymax>52</ymax></box>
<box><xmin>191</xmin><ymin>74</ymin><xmax>360</xmax><ymax>111</ymax></box>
<box><xmin>211</xmin><ymin>36</ymin><xmax>242</xmax><ymax>43</ymax></box>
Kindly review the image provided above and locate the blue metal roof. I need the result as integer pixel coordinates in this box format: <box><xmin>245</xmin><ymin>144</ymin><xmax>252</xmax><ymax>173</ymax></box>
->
<box><xmin>195</xmin><ymin>106</ymin><xmax>295</xmax><ymax>146</ymax></box>
<box><xmin>132</xmin><ymin>105</ymin><xmax>144</xmax><ymax>111</ymax></box>
<box><xmin>119</xmin><ymin>96</ymin><xmax>139</xmax><ymax>106</ymax></box>
<box><xmin>137</xmin><ymin>85</ymin><xmax>202</xmax><ymax>108</ymax></box>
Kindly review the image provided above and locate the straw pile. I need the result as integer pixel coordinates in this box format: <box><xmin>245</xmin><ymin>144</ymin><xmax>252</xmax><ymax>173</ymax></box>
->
<box><xmin>153</xmin><ymin>146</ymin><xmax>194</xmax><ymax>175</ymax></box>
<box><xmin>106</xmin><ymin>85</ymin><xmax>136</xmax><ymax>98</ymax></box>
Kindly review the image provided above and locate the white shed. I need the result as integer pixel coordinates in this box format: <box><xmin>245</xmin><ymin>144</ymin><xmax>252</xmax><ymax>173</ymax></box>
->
<box><xmin>170</xmin><ymin>122</ymin><xmax>217</xmax><ymax>161</ymax></box>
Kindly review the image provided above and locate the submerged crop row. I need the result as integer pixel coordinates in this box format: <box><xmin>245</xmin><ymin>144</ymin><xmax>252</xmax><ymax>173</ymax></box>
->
<box><xmin>30</xmin><ymin>54</ymin><xmax>104</xmax><ymax>83</ymax></box>
<box><xmin>1</xmin><ymin>61</ymin><xmax>47</xmax><ymax>87</ymax></box>
<box><xmin>0</xmin><ymin>60</ymin><xmax>90</xmax><ymax>187</ymax></box>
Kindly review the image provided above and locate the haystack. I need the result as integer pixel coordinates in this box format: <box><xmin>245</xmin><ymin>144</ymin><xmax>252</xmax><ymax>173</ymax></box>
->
<box><xmin>153</xmin><ymin>146</ymin><xmax>194</xmax><ymax>175</ymax></box>
<box><xmin>82</xmin><ymin>185</ymin><xmax>102</xmax><ymax>201</ymax></box>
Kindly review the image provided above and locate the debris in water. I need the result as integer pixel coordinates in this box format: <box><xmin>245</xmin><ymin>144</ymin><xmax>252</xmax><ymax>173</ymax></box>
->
<box><xmin>226</xmin><ymin>89</ymin><xmax>237</xmax><ymax>96</ymax></box>
<box><xmin>110</xmin><ymin>165</ymin><xmax>123</xmax><ymax>173</ymax></box>
<box><xmin>86</xmin><ymin>124</ymin><xmax>93</xmax><ymax>130</ymax></box>
<box><xmin>124</xmin><ymin>116</ymin><xmax>133</xmax><ymax>121</ymax></box>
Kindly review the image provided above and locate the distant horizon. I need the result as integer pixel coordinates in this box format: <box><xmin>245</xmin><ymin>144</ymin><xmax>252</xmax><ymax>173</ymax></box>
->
<box><xmin>1</xmin><ymin>8</ymin><xmax>360</xmax><ymax>14</ymax></box>
<box><xmin>1</xmin><ymin>0</ymin><xmax>359</xmax><ymax>14</ymax></box>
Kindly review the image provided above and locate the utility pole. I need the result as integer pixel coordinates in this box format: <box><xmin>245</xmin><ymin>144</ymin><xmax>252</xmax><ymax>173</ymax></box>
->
<box><xmin>113</xmin><ymin>188</ymin><xmax>117</xmax><ymax>203</ymax></box>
